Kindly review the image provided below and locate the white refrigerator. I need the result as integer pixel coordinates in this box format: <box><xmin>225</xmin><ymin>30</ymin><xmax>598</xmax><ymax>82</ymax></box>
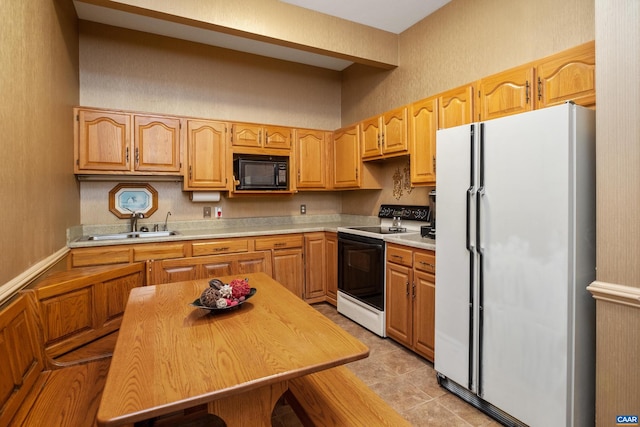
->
<box><xmin>434</xmin><ymin>103</ymin><xmax>596</xmax><ymax>427</ymax></box>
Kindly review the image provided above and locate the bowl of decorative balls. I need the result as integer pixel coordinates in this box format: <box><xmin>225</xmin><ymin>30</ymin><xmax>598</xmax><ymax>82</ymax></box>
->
<box><xmin>191</xmin><ymin>277</ymin><xmax>256</xmax><ymax>311</ymax></box>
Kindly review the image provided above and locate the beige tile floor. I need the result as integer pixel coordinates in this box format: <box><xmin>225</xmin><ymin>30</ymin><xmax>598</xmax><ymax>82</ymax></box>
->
<box><xmin>271</xmin><ymin>303</ymin><xmax>502</xmax><ymax>427</ymax></box>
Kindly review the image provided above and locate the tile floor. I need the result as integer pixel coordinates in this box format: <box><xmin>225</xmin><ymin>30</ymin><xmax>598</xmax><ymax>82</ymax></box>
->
<box><xmin>271</xmin><ymin>303</ymin><xmax>501</xmax><ymax>427</ymax></box>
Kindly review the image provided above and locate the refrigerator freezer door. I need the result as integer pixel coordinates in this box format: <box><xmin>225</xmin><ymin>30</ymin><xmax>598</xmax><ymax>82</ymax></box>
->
<box><xmin>434</xmin><ymin>124</ymin><xmax>477</xmax><ymax>392</ymax></box>
<box><xmin>477</xmin><ymin>105</ymin><xmax>573</xmax><ymax>426</ymax></box>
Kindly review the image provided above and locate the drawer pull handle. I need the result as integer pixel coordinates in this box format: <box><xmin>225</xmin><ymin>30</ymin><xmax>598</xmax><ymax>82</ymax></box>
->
<box><xmin>214</xmin><ymin>247</ymin><xmax>230</xmax><ymax>252</ymax></box>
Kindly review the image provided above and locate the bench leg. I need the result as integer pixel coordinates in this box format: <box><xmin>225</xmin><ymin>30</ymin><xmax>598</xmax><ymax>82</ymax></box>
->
<box><xmin>207</xmin><ymin>380</ymin><xmax>288</xmax><ymax>427</ymax></box>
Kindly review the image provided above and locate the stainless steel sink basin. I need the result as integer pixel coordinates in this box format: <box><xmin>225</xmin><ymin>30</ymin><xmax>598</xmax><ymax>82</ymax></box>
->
<box><xmin>86</xmin><ymin>231</ymin><xmax>179</xmax><ymax>241</ymax></box>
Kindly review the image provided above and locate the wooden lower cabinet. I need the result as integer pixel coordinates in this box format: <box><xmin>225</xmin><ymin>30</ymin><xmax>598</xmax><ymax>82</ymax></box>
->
<box><xmin>385</xmin><ymin>243</ymin><xmax>435</xmax><ymax>361</ymax></box>
<box><xmin>31</xmin><ymin>263</ymin><xmax>146</xmax><ymax>359</ymax></box>
<box><xmin>255</xmin><ymin>234</ymin><xmax>304</xmax><ymax>298</ymax></box>
<box><xmin>148</xmin><ymin>251</ymin><xmax>272</xmax><ymax>285</ymax></box>
<box><xmin>325</xmin><ymin>232</ymin><xmax>338</xmax><ymax>306</ymax></box>
<box><xmin>304</xmin><ymin>232</ymin><xmax>326</xmax><ymax>303</ymax></box>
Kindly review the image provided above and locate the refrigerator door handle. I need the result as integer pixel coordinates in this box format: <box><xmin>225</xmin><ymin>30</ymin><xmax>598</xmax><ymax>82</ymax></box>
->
<box><xmin>476</xmin><ymin>122</ymin><xmax>485</xmax><ymax>398</ymax></box>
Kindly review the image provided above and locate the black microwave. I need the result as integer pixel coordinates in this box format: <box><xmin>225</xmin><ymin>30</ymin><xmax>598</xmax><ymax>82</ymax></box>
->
<box><xmin>233</xmin><ymin>155</ymin><xmax>289</xmax><ymax>190</ymax></box>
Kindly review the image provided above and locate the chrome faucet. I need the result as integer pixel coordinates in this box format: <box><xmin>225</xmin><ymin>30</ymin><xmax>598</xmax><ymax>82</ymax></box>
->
<box><xmin>130</xmin><ymin>212</ymin><xmax>144</xmax><ymax>232</ymax></box>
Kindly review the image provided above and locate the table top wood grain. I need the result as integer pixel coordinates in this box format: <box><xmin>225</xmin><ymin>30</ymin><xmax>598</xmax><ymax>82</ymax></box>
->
<box><xmin>97</xmin><ymin>272</ymin><xmax>369</xmax><ymax>426</ymax></box>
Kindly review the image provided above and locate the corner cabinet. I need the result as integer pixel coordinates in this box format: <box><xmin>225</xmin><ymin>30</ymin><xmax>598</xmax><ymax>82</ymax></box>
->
<box><xmin>386</xmin><ymin>243</ymin><xmax>435</xmax><ymax>361</ymax></box>
<box><xmin>184</xmin><ymin>119</ymin><xmax>228</xmax><ymax>190</ymax></box>
<box><xmin>409</xmin><ymin>96</ymin><xmax>438</xmax><ymax>186</ymax></box>
<box><xmin>74</xmin><ymin>107</ymin><xmax>181</xmax><ymax>175</ymax></box>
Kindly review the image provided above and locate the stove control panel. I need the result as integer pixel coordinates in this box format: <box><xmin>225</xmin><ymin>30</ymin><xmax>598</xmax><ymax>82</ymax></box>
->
<box><xmin>378</xmin><ymin>204</ymin><xmax>430</xmax><ymax>221</ymax></box>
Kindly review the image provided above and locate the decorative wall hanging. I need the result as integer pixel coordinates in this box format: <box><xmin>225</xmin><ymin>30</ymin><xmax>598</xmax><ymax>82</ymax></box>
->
<box><xmin>392</xmin><ymin>158</ymin><xmax>413</xmax><ymax>200</ymax></box>
<box><xmin>109</xmin><ymin>183</ymin><xmax>158</xmax><ymax>219</ymax></box>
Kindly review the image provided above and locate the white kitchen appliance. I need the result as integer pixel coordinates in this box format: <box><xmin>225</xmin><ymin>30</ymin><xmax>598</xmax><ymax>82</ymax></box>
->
<box><xmin>434</xmin><ymin>103</ymin><xmax>595</xmax><ymax>426</ymax></box>
<box><xmin>337</xmin><ymin>205</ymin><xmax>430</xmax><ymax>337</ymax></box>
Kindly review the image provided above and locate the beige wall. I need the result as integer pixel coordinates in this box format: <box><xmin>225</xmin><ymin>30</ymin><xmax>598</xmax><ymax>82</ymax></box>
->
<box><xmin>0</xmin><ymin>0</ymin><xmax>79</xmax><ymax>286</ymax></box>
<box><xmin>341</xmin><ymin>0</ymin><xmax>595</xmax><ymax>124</ymax></box>
<box><xmin>592</xmin><ymin>0</ymin><xmax>640</xmax><ymax>423</ymax></box>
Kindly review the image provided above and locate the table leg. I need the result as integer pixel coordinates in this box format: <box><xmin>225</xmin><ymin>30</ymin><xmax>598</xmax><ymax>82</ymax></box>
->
<box><xmin>207</xmin><ymin>380</ymin><xmax>288</xmax><ymax>427</ymax></box>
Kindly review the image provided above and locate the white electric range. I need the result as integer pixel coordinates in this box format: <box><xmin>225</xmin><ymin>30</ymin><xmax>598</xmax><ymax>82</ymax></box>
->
<box><xmin>336</xmin><ymin>204</ymin><xmax>431</xmax><ymax>336</ymax></box>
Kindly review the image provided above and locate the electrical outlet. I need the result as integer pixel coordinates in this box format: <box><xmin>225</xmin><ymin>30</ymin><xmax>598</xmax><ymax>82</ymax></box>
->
<box><xmin>300</xmin><ymin>204</ymin><xmax>306</xmax><ymax>214</ymax></box>
<box><xmin>203</xmin><ymin>206</ymin><xmax>212</xmax><ymax>218</ymax></box>
<box><xmin>215</xmin><ymin>207</ymin><xmax>222</xmax><ymax>218</ymax></box>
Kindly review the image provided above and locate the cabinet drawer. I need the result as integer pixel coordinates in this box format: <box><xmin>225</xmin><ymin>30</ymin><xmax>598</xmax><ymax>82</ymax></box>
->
<box><xmin>192</xmin><ymin>239</ymin><xmax>250</xmax><ymax>256</ymax></box>
<box><xmin>255</xmin><ymin>234</ymin><xmax>303</xmax><ymax>250</ymax></box>
<box><xmin>70</xmin><ymin>247</ymin><xmax>131</xmax><ymax>267</ymax></box>
<box><xmin>414</xmin><ymin>250</ymin><xmax>435</xmax><ymax>273</ymax></box>
<box><xmin>133</xmin><ymin>243</ymin><xmax>187</xmax><ymax>261</ymax></box>
<box><xmin>386</xmin><ymin>244</ymin><xmax>413</xmax><ymax>267</ymax></box>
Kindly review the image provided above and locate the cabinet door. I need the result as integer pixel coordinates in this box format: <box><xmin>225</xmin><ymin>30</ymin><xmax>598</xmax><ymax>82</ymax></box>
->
<box><xmin>76</xmin><ymin>109</ymin><xmax>131</xmax><ymax>172</ymax></box>
<box><xmin>413</xmin><ymin>269</ymin><xmax>435</xmax><ymax>361</ymax></box>
<box><xmin>325</xmin><ymin>232</ymin><xmax>338</xmax><ymax>306</ymax></box>
<box><xmin>272</xmin><ymin>248</ymin><xmax>304</xmax><ymax>298</ymax></box>
<box><xmin>264</xmin><ymin>126</ymin><xmax>292</xmax><ymax>150</ymax></box>
<box><xmin>385</xmin><ymin>262</ymin><xmax>412</xmax><ymax>346</ymax></box>
<box><xmin>231</xmin><ymin>123</ymin><xmax>262</xmax><ymax>148</ymax></box>
<box><xmin>438</xmin><ymin>84</ymin><xmax>474</xmax><ymax>129</ymax></box>
<box><xmin>200</xmin><ymin>252</ymin><xmax>271</xmax><ymax>278</ymax></box>
<box><xmin>304</xmin><ymin>233</ymin><xmax>326</xmax><ymax>302</ymax></box>
<box><xmin>295</xmin><ymin>129</ymin><xmax>327</xmax><ymax>189</ymax></box>
<box><xmin>185</xmin><ymin>119</ymin><xmax>228</xmax><ymax>189</ymax></box>
<box><xmin>333</xmin><ymin>125</ymin><xmax>361</xmax><ymax>188</ymax></box>
<box><xmin>478</xmin><ymin>65</ymin><xmax>535</xmax><ymax>121</ymax></box>
<box><xmin>134</xmin><ymin>115</ymin><xmax>181</xmax><ymax>173</ymax></box>
<box><xmin>148</xmin><ymin>258</ymin><xmax>200</xmax><ymax>285</ymax></box>
<box><xmin>410</xmin><ymin>97</ymin><xmax>438</xmax><ymax>185</ymax></box>
<box><xmin>361</xmin><ymin>117</ymin><xmax>381</xmax><ymax>159</ymax></box>
<box><xmin>536</xmin><ymin>41</ymin><xmax>595</xmax><ymax>109</ymax></box>
<box><xmin>382</xmin><ymin>106</ymin><xmax>408</xmax><ymax>155</ymax></box>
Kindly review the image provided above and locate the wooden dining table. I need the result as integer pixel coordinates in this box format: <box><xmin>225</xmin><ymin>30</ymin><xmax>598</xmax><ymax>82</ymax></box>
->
<box><xmin>96</xmin><ymin>272</ymin><xmax>369</xmax><ymax>427</ymax></box>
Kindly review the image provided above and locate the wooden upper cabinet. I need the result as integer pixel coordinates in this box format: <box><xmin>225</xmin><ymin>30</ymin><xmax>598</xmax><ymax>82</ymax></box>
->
<box><xmin>75</xmin><ymin>107</ymin><xmax>182</xmax><ymax>175</ymax></box>
<box><xmin>382</xmin><ymin>107</ymin><xmax>408</xmax><ymax>156</ymax></box>
<box><xmin>231</xmin><ymin>123</ymin><xmax>291</xmax><ymax>151</ymax></box>
<box><xmin>361</xmin><ymin>107</ymin><xmax>408</xmax><ymax>160</ymax></box>
<box><xmin>478</xmin><ymin>65</ymin><xmax>535</xmax><ymax>121</ymax></box>
<box><xmin>184</xmin><ymin>119</ymin><xmax>228</xmax><ymax>190</ymax></box>
<box><xmin>361</xmin><ymin>117</ymin><xmax>381</xmax><ymax>159</ymax></box>
<box><xmin>134</xmin><ymin>115</ymin><xmax>181</xmax><ymax>173</ymax></box>
<box><xmin>438</xmin><ymin>84</ymin><xmax>474</xmax><ymax>129</ymax></box>
<box><xmin>410</xmin><ymin>96</ymin><xmax>438</xmax><ymax>186</ymax></box>
<box><xmin>295</xmin><ymin>129</ymin><xmax>328</xmax><ymax>189</ymax></box>
<box><xmin>536</xmin><ymin>40</ymin><xmax>595</xmax><ymax>109</ymax></box>
<box><xmin>332</xmin><ymin>125</ymin><xmax>361</xmax><ymax>188</ymax></box>
<box><xmin>75</xmin><ymin>109</ymin><xmax>131</xmax><ymax>172</ymax></box>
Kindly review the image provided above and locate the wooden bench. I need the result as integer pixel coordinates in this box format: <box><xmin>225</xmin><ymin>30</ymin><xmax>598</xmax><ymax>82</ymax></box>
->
<box><xmin>0</xmin><ymin>291</ymin><xmax>111</xmax><ymax>427</ymax></box>
<box><xmin>287</xmin><ymin>365</ymin><xmax>412</xmax><ymax>427</ymax></box>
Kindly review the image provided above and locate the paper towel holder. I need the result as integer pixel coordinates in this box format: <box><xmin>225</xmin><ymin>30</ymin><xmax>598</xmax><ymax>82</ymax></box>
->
<box><xmin>190</xmin><ymin>191</ymin><xmax>221</xmax><ymax>202</ymax></box>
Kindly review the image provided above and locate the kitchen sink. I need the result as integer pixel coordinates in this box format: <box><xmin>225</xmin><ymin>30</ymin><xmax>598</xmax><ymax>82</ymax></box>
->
<box><xmin>85</xmin><ymin>231</ymin><xmax>180</xmax><ymax>241</ymax></box>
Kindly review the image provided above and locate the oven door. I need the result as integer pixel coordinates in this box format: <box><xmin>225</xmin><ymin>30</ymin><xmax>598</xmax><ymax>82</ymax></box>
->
<box><xmin>337</xmin><ymin>232</ymin><xmax>385</xmax><ymax>311</ymax></box>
